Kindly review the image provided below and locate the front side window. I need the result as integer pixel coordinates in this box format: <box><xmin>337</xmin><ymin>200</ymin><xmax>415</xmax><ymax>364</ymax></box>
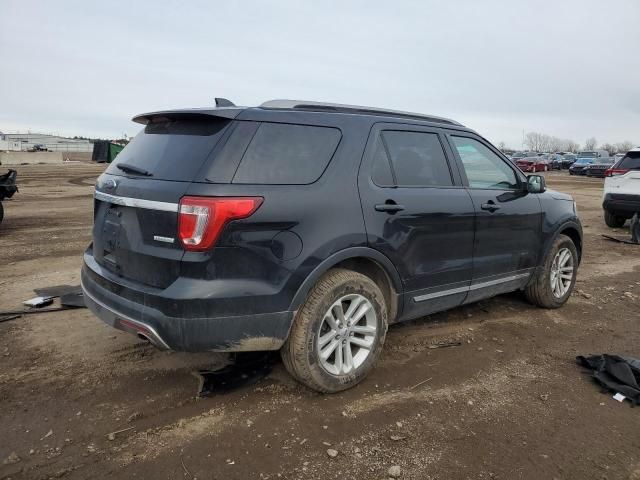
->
<box><xmin>451</xmin><ymin>136</ymin><xmax>518</xmax><ymax>190</ymax></box>
<box><xmin>380</xmin><ymin>131</ymin><xmax>453</xmax><ymax>187</ymax></box>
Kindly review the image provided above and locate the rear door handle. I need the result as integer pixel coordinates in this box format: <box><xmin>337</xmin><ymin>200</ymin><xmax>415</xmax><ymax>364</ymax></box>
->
<box><xmin>481</xmin><ymin>202</ymin><xmax>500</xmax><ymax>212</ymax></box>
<box><xmin>375</xmin><ymin>203</ymin><xmax>405</xmax><ymax>213</ymax></box>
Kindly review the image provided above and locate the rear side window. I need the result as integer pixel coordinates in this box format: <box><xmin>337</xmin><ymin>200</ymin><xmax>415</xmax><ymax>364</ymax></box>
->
<box><xmin>381</xmin><ymin>131</ymin><xmax>453</xmax><ymax>187</ymax></box>
<box><xmin>106</xmin><ymin>116</ymin><xmax>230</xmax><ymax>182</ymax></box>
<box><xmin>371</xmin><ymin>138</ymin><xmax>394</xmax><ymax>186</ymax></box>
<box><xmin>618</xmin><ymin>151</ymin><xmax>640</xmax><ymax>170</ymax></box>
<box><xmin>232</xmin><ymin>123</ymin><xmax>341</xmax><ymax>184</ymax></box>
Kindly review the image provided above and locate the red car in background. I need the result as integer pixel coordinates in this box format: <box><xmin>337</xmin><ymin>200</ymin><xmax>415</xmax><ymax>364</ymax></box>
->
<box><xmin>516</xmin><ymin>156</ymin><xmax>550</xmax><ymax>173</ymax></box>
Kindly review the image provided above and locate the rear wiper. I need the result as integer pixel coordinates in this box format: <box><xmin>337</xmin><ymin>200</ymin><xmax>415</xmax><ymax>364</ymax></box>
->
<box><xmin>116</xmin><ymin>163</ymin><xmax>152</xmax><ymax>177</ymax></box>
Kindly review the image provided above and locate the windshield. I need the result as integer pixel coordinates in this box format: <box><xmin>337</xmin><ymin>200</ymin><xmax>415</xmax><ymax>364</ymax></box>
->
<box><xmin>564</xmin><ymin>154</ymin><xmax>576</xmax><ymax>160</ymax></box>
<box><xmin>575</xmin><ymin>158</ymin><xmax>593</xmax><ymax>164</ymax></box>
<box><xmin>578</xmin><ymin>152</ymin><xmax>597</xmax><ymax>158</ymax></box>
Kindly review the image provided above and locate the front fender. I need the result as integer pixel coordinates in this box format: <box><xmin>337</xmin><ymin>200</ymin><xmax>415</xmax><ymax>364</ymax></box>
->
<box><xmin>536</xmin><ymin>217</ymin><xmax>583</xmax><ymax>275</ymax></box>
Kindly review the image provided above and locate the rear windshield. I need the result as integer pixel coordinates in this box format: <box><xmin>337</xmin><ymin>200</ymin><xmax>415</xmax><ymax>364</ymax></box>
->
<box><xmin>578</xmin><ymin>152</ymin><xmax>597</xmax><ymax>158</ymax></box>
<box><xmin>231</xmin><ymin>122</ymin><xmax>341</xmax><ymax>184</ymax></box>
<box><xmin>618</xmin><ymin>151</ymin><xmax>640</xmax><ymax>169</ymax></box>
<box><xmin>106</xmin><ymin>115</ymin><xmax>230</xmax><ymax>181</ymax></box>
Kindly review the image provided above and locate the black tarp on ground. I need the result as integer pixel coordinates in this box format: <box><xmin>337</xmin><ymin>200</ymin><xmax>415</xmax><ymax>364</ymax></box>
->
<box><xmin>577</xmin><ymin>354</ymin><xmax>640</xmax><ymax>405</ymax></box>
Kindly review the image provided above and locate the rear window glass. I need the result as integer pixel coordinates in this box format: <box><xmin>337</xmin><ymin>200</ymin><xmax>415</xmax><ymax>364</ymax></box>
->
<box><xmin>382</xmin><ymin>131</ymin><xmax>453</xmax><ymax>187</ymax></box>
<box><xmin>618</xmin><ymin>151</ymin><xmax>640</xmax><ymax>169</ymax></box>
<box><xmin>232</xmin><ymin>123</ymin><xmax>341</xmax><ymax>184</ymax></box>
<box><xmin>106</xmin><ymin>116</ymin><xmax>230</xmax><ymax>181</ymax></box>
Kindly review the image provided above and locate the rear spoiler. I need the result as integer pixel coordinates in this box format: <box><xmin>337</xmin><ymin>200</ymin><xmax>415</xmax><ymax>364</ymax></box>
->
<box><xmin>133</xmin><ymin>107</ymin><xmax>244</xmax><ymax>125</ymax></box>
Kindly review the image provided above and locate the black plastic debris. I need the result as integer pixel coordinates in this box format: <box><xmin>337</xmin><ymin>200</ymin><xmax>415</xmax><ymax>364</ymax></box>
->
<box><xmin>34</xmin><ymin>284</ymin><xmax>82</xmax><ymax>298</ymax></box>
<box><xmin>60</xmin><ymin>292</ymin><xmax>86</xmax><ymax>308</ymax></box>
<box><xmin>34</xmin><ymin>284</ymin><xmax>86</xmax><ymax>309</ymax></box>
<box><xmin>194</xmin><ymin>352</ymin><xmax>275</xmax><ymax>397</ymax></box>
<box><xmin>577</xmin><ymin>354</ymin><xmax>640</xmax><ymax>406</ymax></box>
<box><xmin>602</xmin><ymin>235</ymin><xmax>640</xmax><ymax>245</ymax></box>
<box><xmin>0</xmin><ymin>285</ymin><xmax>87</xmax><ymax>323</ymax></box>
<box><xmin>602</xmin><ymin>213</ymin><xmax>640</xmax><ymax>245</ymax></box>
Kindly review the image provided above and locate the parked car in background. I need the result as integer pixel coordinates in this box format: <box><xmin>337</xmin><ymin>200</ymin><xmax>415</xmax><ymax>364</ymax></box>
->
<box><xmin>584</xmin><ymin>158</ymin><xmax>615</xmax><ymax>178</ymax></box>
<box><xmin>561</xmin><ymin>154</ymin><xmax>577</xmax><ymax>169</ymax></box>
<box><xmin>81</xmin><ymin>98</ymin><xmax>583</xmax><ymax>392</ymax></box>
<box><xmin>569</xmin><ymin>158</ymin><xmax>594</xmax><ymax>175</ymax></box>
<box><xmin>29</xmin><ymin>144</ymin><xmax>48</xmax><ymax>152</ymax></box>
<box><xmin>516</xmin><ymin>156</ymin><xmax>552</xmax><ymax>173</ymax></box>
<box><xmin>570</xmin><ymin>151</ymin><xmax>609</xmax><ymax>175</ymax></box>
<box><xmin>548</xmin><ymin>154</ymin><xmax>564</xmax><ymax>170</ymax></box>
<box><xmin>602</xmin><ymin>148</ymin><xmax>640</xmax><ymax>227</ymax></box>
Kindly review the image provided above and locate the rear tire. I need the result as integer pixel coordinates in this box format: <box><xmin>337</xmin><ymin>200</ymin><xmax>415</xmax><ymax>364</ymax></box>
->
<box><xmin>604</xmin><ymin>210</ymin><xmax>626</xmax><ymax>228</ymax></box>
<box><xmin>281</xmin><ymin>268</ymin><xmax>388</xmax><ymax>393</ymax></box>
<box><xmin>525</xmin><ymin>234</ymin><xmax>578</xmax><ymax>309</ymax></box>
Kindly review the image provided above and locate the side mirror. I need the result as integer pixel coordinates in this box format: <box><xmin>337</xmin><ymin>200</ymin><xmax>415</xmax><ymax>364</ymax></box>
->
<box><xmin>527</xmin><ymin>174</ymin><xmax>546</xmax><ymax>193</ymax></box>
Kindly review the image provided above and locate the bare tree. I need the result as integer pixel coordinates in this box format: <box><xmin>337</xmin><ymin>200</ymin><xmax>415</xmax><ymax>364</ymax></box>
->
<box><xmin>584</xmin><ymin>137</ymin><xmax>597</xmax><ymax>150</ymax></box>
<box><xmin>498</xmin><ymin>141</ymin><xmax>506</xmax><ymax>151</ymax></box>
<box><xmin>524</xmin><ymin>132</ymin><xmax>542</xmax><ymax>152</ymax></box>
<box><xmin>523</xmin><ymin>132</ymin><xmax>582</xmax><ymax>153</ymax></box>
<box><xmin>601</xmin><ymin>143</ymin><xmax>617</xmax><ymax>156</ymax></box>
<box><xmin>567</xmin><ymin>141</ymin><xmax>580</xmax><ymax>153</ymax></box>
<box><xmin>615</xmin><ymin>141</ymin><xmax>634</xmax><ymax>153</ymax></box>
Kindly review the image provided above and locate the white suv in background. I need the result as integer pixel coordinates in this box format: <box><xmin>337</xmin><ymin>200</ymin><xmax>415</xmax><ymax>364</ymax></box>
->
<box><xmin>603</xmin><ymin>148</ymin><xmax>640</xmax><ymax>227</ymax></box>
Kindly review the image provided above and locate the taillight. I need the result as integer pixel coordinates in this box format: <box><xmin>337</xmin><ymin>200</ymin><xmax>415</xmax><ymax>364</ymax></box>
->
<box><xmin>605</xmin><ymin>169</ymin><xmax>629</xmax><ymax>177</ymax></box>
<box><xmin>178</xmin><ymin>196</ymin><xmax>263</xmax><ymax>251</ymax></box>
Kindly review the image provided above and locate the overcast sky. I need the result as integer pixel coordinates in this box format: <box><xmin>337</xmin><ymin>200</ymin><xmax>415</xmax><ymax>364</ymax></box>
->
<box><xmin>1</xmin><ymin>0</ymin><xmax>639</xmax><ymax>148</ymax></box>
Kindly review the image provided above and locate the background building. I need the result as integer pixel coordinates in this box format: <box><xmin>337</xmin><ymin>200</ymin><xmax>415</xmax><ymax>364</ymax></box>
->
<box><xmin>0</xmin><ymin>132</ymin><xmax>93</xmax><ymax>152</ymax></box>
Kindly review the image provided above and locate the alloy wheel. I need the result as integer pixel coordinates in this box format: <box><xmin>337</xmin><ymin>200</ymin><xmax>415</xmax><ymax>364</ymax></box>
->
<box><xmin>550</xmin><ymin>247</ymin><xmax>574</xmax><ymax>298</ymax></box>
<box><xmin>317</xmin><ymin>294</ymin><xmax>377</xmax><ymax>375</ymax></box>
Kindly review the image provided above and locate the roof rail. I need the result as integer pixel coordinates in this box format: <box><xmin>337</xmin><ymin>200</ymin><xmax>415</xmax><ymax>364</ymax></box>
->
<box><xmin>259</xmin><ymin>99</ymin><xmax>463</xmax><ymax>126</ymax></box>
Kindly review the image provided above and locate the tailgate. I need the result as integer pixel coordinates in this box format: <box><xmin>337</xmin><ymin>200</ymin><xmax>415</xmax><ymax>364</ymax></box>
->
<box><xmin>90</xmin><ymin>113</ymin><xmax>233</xmax><ymax>288</ymax></box>
<box><xmin>92</xmin><ymin>177</ymin><xmax>187</xmax><ymax>288</ymax></box>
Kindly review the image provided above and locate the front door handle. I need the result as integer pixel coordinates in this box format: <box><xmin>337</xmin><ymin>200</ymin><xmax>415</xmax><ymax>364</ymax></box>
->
<box><xmin>481</xmin><ymin>201</ymin><xmax>500</xmax><ymax>212</ymax></box>
<box><xmin>375</xmin><ymin>202</ymin><xmax>405</xmax><ymax>213</ymax></box>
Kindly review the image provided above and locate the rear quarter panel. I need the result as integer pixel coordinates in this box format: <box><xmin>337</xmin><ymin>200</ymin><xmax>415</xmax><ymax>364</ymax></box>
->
<box><xmin>182</xmin><ymin>112</ymin><xmax>374</xmax><ymax>314</ymax></box>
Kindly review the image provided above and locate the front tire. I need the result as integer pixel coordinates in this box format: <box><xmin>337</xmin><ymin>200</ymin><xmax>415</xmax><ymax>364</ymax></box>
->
<box><xmin>525</xmin><ymin>234</ymin><xmax>578</xmax><ymax>309</ymax></box>
<box><xmin>604</xmin><ymin>210</ymin><xmax>626</xmax><ymax>228</ymax></box>
<box><xmin>281</xmin><ymin>268</ymin><xmax>388</xmax><ymax>393</ymax></box>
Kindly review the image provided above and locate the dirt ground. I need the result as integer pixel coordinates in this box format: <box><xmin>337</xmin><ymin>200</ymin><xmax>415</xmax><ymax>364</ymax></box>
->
<box><xmin>1</xmin><ymin>163</ymin><xmax>639</xmax><ymax>480</ymax></box>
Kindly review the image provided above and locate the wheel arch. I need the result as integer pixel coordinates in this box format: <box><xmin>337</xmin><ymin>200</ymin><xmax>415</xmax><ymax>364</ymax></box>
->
<box><xmin>542</xmin><ymin>220</ymin><xmax>583</xmax><ymax>266</ymax></box>
<box><xmin>289</xmin><ymin>247</ymin><xmax>403</xmax><ymax>322</ymax></box>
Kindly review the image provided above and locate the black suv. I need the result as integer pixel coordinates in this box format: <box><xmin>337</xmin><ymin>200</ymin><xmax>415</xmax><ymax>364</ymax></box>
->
<box><xmin>82</xmin><ymin>99</ymin><xmax>582</xmax><ymax>392</ymax></box>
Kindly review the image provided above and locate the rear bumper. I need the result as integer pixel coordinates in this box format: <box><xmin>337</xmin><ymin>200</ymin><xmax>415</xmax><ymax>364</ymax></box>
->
<box><xmin>603</xmin><ymin>193</ymin><xmax>640</xmax><ymax>218</ymax></box>
<box><xmin>81</xmin><ymin>259</ymin><xmax>294</xmax><ymax>352</ymax></box>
